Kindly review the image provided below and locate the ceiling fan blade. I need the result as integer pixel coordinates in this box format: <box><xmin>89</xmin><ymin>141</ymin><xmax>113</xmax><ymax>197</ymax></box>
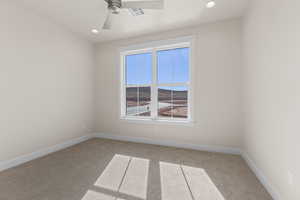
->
<box><xmin>102</xmin><ymin>12</ymin><xmax>112</xmax><ymax>29</ymax></box>
<box><xmin>128</xmin><ymin>8</ymin><xmax>144</xmax><ymax>16</ymax></box>
<box><xmin>122</xmin><ymin>0</ymin><xmax>163</xmax><ymax>9</ymax></box>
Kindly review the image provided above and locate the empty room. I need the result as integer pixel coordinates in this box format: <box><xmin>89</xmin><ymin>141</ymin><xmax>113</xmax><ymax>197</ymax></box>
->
<box><xmin>0</xmin><ymin>0</ymin><xmax>299</xmax><ymax>199</ymax></box>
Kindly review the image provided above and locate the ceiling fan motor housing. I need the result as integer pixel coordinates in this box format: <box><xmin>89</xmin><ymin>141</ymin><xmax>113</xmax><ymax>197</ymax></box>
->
<box><xmin>105</xmin><ymin>0</ymin><xmax>122</xmax><ymax>14</ymax></box>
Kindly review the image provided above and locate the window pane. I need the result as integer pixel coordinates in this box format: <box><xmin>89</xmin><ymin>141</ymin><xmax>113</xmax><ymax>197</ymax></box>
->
<box><xmin>126</xmin><ymin>87</ymin><xmax>138</xmax><ymax>116</ymax></box>
<box><xmin>157</xmin><ymin>48</ymin><xmax>189</xmax><ymax>84</ymax></box>
<box><xmin>158</xmin><ymin>87</ymin><xmax>171</xmax><ymax>118</ymax></box>
<box><xmin>158</xmin><ymin>86</ymin><xmax>188</xmax><ymax>119</ymax></box>
<box><xmin>126</xmin><ymin>87</ymin><xmax>151</xmax><ymax>117</ymax></box>
<box><xmin>172</xmin><ymin>86</ymin><xmax>188</xmax><ymax>118</ymax></box>
<box><xmin>138</xmin><ymin>87</ymin><xmax>151</xmax><ymax>116</ymax></box>
<box><xmin>126</xmin><ymin>53</ymin><xmax>152</xmax><ymax>85</ymax></box>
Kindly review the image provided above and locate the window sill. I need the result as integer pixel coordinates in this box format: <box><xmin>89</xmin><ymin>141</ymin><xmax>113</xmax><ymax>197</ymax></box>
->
<box><xmin>120</xmin><ymin>117</ymin><xmax>194</xmax><ymax>126</ymax></box>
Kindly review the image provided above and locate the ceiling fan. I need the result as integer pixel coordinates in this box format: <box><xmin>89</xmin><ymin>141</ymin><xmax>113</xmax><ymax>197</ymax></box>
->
<box><xmin>102</xmin><ymin>0</ymin><xmax>164</xmax><ymax>29</ymax></box>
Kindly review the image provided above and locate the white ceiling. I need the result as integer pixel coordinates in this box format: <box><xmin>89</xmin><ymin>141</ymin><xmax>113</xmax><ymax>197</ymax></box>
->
<box><xmin>17</xmin><ymin>0</ymin><xmax>248</xmax><ymax>43</ymax></box>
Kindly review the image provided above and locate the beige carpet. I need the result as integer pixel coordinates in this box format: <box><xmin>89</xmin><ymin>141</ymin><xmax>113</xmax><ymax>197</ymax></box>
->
<box><xmin>0</xmin><ymin>139</ymin><xmax>272</xmax><ymax>200</ymax></box>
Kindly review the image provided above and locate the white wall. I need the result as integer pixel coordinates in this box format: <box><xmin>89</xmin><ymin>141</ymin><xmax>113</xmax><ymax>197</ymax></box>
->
<box><xmin>96</xmin><ymin>19</ymin><xmax>243</xmax><ymax>149</ymax></box>
<box><xmin>243</xmin><ymin>0</ymin><xmax>300</xmax><ymax>199</ymax></box>
<box><xmin>0</xmin><ymin>1</ymin><xmax>95</xmax><ymax>162</ymax></box>
<box><xmin>2</xmin><ymin>0</ymin><xmax>299</xmax><ymax>197</ymax></box>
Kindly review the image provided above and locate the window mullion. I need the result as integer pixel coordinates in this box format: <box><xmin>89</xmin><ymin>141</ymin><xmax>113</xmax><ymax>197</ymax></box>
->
<box><xmin>151</xmin><ymin>49</ymin><xmax>158</xmax><ymax>119</ymax></box>
<box><xmin>126</xmin><ymin>84</ymin><xmax>151</xmax><ymax>88</ymax></box>
<box><xmin>171</xmin><ymin>89</ymin><xmax>173</xmax><ymax>119</ymax></box>
<box><xmin>137</xmin><ymin>85</ymin><xmax>139</xmax><ymax>116</ymax></box>
<box><xmin>121</xmin><ymin>55</ymin><xmax>126</xmax><ymax>117</ymax></box>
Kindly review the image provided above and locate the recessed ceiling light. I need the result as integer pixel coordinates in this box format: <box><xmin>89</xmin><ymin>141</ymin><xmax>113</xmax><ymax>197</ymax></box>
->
<box><xmin>206</xmin><ymin>1</ymin><xmax>216</xmax><ymax>8</ymax></box>
<box><xmin>91</xmin><ymin>29</ymin><xmax>99</xmax><ymax>34</ymax></box>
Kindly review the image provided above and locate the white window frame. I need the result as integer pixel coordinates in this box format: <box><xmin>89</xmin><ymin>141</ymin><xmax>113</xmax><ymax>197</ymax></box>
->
<box><xmin>119</xmin><ymin>36</ymin><xmax>195</xmax><ymax>124</ymax></box>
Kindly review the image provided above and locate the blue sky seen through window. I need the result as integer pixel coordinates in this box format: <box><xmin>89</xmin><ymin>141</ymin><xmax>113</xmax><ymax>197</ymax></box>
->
<box><xmin>126</xmin><ymin>53</ymin><xmax>152</xmax><ymax>85</ymax></box>
<box><xmin>157</xmin><ymin>47</ymin><xmax>189</xmax><ymax>85</ymax></box>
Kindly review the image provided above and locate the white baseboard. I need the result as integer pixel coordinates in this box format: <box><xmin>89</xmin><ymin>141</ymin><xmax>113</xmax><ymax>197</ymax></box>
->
<box><xmin>0</xmin><ymin>135</ymin><xmax>93</xmax><ymax>172</ymax></box>
<box><xmin>242</xmin><ymin>152</ymin><xmax>281</xmax><ymax>200</ymax></box>
<box><xmin>94</xmin><ymin>132</ymin><xmax>242</xmax><ymax>155</ymax></box>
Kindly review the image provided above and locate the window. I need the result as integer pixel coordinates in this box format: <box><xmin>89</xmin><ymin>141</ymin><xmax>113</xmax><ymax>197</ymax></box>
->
<box><xmin>120</xmin><ymin>37</ymin><xmax>193</xmax><ymax>123</ymax></box>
